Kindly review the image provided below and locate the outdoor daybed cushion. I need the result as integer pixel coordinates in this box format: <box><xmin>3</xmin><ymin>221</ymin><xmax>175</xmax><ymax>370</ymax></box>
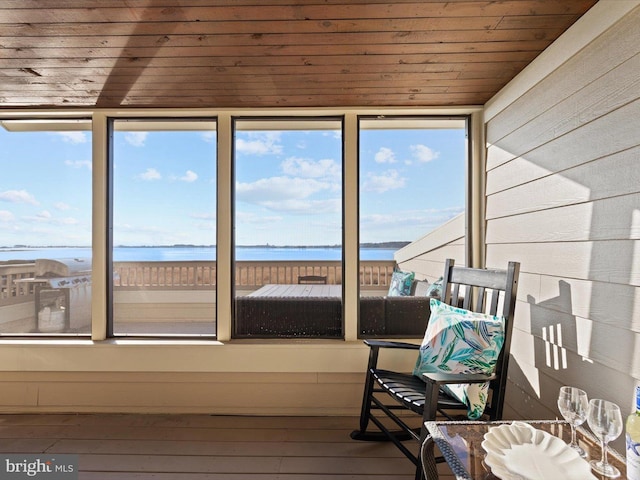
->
<box><xmin>235</xmin><ymin>295</ymin><xmax>342</xmax><ymax>338</ymax></box>
<box><xmin>359</xmin><ymin>295</ymin><xmax>432</xmax><ymax>337</ymax></box>
<box><xmin>412</xmin><ymin>298</ymin><xmax>505</xmax><ymax>419</ymax></box>
<box><xmin>236</xmin><ymin>293</ymin><xmax>432</xmax><ymax>338</ymax></box>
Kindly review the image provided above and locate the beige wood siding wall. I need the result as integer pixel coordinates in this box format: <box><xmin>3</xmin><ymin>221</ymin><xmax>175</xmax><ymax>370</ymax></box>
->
<box><xmin>0</xmin><ymin>342</ymin><xmax>419</xmax><ymax>415</ymax></box>
<box><xmin>0</xmin><ymin>371</ymin><xmax>364</xmax><ymax>415</ymax></box>
<box><xmin>395</xmin><ymin>213</ymin><xmax>466</xmax><ymax>279</ymax></box>
<box><xmin>484</xmin><ymin>1</ymin><xmax>640</xmax><ymax>443</ymax></box>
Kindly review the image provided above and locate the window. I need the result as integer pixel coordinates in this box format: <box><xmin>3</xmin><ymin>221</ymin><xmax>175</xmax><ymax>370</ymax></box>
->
<box><xmin>0</xmin><ymin>119</ymin><xmax>92</xmax><ymax>335</ymax></box>
<box><xmin>232</xmin><ymin>118</ymin><xmax>344</xmax><ymax>338</ymax></box>
<box><xmin>0</xmin><ymin>110</ymin><xmax>474</xmax><ymax>342</ymax></box>
<box><xmin>358</xmin><ymin>116</ymin><xmax>468</xmax><ymax>337</ymax></box>
<box><xmin>109</xmin><ymin>119</ymin><xmax>217</xmax><ymax>337</ymax></box>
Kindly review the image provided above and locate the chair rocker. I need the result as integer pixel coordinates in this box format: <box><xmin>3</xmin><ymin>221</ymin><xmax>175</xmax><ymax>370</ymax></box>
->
<box><xmin>350</xmin><ymin>259</ymin><xmax>520</xmax><ymax>479</ymax></box>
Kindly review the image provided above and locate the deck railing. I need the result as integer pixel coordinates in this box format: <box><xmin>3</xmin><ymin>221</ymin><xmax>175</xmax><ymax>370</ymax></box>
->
<box><xmin>113</xmin><ymin>260</ymin><xmax>394</xmax><ymax>290</ymax></box>
<box><xmin>0</xmin><ymin>259</ymin><xmax>395</xmax><ymax>334</ymax></box>
<box><xmin>0</xmin><ymin>259</ymin><xmax>395</xmax><ymax>309</ymax></box>
<box><xmin>0</xmin><ymin>262</ymin><xmax>37</xmax><ymax>303</ymax></box>
<box><xmin>113</xmin><ymin>261</ymin><xmax>216</xmax><ymax>290</ymax></box>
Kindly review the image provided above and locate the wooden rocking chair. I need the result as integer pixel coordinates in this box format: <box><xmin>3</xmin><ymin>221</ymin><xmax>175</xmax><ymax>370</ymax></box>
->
<box><xmin>351</xmin><ymin>259</ymin><xmax>520</xmax><ymax>479</ymax></box>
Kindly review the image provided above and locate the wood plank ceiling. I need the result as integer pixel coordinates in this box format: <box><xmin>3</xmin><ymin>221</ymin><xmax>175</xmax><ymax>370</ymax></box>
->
<box><xmin>0</xmin><ymin>0</ymin><xmax>598</xmax><ymax>109</ymax></box>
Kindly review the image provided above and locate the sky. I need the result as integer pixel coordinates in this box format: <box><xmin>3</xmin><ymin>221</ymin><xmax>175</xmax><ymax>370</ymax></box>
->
<box><xmin>0</xmin><ymin>120</ymin><xmax>466</xmax><ymax>248</ymax></box>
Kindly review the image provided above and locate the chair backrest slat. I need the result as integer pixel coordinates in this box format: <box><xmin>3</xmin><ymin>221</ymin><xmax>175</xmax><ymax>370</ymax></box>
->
<box><xmin>449</xmin><ymin>266</ymin><xmax>509</xmax><ymax>291</ymax></box>
<box><xmin>451</xmin><ymin>283</ymin><xmax>461</xmax><ymax>305</ymax></box>
<box><xmin>460</xmin><ymin>286</ymin><xmax>471</xmax><ymax>310</ymax></box>
<box><xmin>489</xmin><ymin>289</ymin><xmax>500</xmax><ymax>315</ymax></box>
<box><xmin>473</xmin><ymin>286</ymin><xmax>486</xmax><ymax>312</ymax></box>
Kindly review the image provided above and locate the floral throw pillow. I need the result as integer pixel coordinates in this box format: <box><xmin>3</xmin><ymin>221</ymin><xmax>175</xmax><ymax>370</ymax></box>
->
<box><xmin>424</xmin><ymin>276</ymin><xmax>443</xmax><ymax>299</ymax></box>
<box><xmin>388</xmin><ymin>269</ymin><xmax>415</xmax><ymax>297</ymax></box>
<box><xmin>412</xmin><ymin>298</ymin><xmax>505</xmax><ymax>419</ymax></box>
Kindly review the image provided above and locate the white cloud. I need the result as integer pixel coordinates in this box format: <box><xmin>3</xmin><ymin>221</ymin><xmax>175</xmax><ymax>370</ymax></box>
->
<box><xmin>59</xmin><ymin>217</ymin><xmax>79</xmax><ymax>225</ymax></box>
<box><xmin>236</xmin><ymin>176</ymin><xmax>331</xmax><ymax>204</ymax></box>
<box><xmin>362</xmin><ymin>207</ymin><xmax>464</xmax><ymax>233</ymax></box>
<box><xmin>374</xmin><ymin>147</ymin><xmax>397</xmax><ymax>164</ymax></box>
<box><xmin>112</xmin><ymin>223</ymin><xmax>165</xmax><ymax>245</ymax></box>
<box><xmin>190</xmin><ymin>212</ymin><xmax>216</xmax><ymax>220</ymax></box>
<box><xmin>64</xmin><ymin>159</ymin><xmax>92</xmax><ymax>170</ymax></box>
<box><xmin>281</xmin><ymin>157</ymin><xmax>340</xmax><ymax>180</ymax></box>
<box><xmin>54</xmin><ymin>202</ymin><xmax>71</xmax><ymax>211</ymax></box>
<box><xmin>260</xmin><ymin>197</ymin><xmax>340</xmax><ymax>214</ymax></box>
<box><xmin>0</xmin><ymin>189</ymin><xmax>39</xmax><ymax>205</ymax></box>
<box><xmin>0</xmin><ymin>210</ymin><xmax>14</xmax><ymax>221</ymax></box>
<box><xmin>236</xmin><ymin>212</ymin><xmax>283</xmax><ymax>224</ymax></box>
<box><xmin>56</xmin><ymin>131</ymin><xmax>88</xmax><ymax>144</ymax></box>
<box><xmin>363</xmin><ymin>169</ymin><xmax>405</xmax><ymax>193</ymax></box>
<box><xmin>411</xmin><ymin>144</ymin><xmax>440</xmax><ymax>163</ymax></box>
<box><xmin>138</xmin><ymin>168</ymin><xmax>162</xmax><ymax>181</ymax></box>
<box><xmin>125</xmin><ymin>132</ymin><xmax>148</xmax><ymax>147</ymax></box>
<box><xmin>200</xmin><ymin>131</ymin><xmax>216</xmax><ymax>143</ymax></box>
<box><xmin>180</xmin><ymin>170</ymin><xmax>198</xmax><ymax>182</ymax></box>
<box><xmin>236</xmin><ymin>132</ymin><xmax>282</xmax><ymax>155</ymax></box>
<box><xmin>21</xmin><ymin>210</ymin><xmax>80</xmax><ymax>226</ymax></box>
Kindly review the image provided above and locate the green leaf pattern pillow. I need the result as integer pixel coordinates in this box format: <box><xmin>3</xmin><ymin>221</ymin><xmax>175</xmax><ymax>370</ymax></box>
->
<box><xmin>388</xmin><ymin>269</ymin><xmax>415</xmax><ymax>297</ymax></box>
<box><xmin>413</xmin><ymin>298</ymin><xmax>505</xmax><ymax>419</ymax></box>
<box><xmin>424</xmin><ymin>276</ymin><xmax>443</xmax><ymax>299</ymax></box>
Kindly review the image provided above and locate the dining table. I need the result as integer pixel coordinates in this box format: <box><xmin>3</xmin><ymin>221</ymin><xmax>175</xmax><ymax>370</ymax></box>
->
<box><xmin>422</xmin><ymin>419</ymin><xmax>627</xmax><ymax>480</ymax></box>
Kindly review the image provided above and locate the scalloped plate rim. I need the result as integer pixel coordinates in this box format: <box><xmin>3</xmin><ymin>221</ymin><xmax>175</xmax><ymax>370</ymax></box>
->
<box><xmin>481</xmin><ymin>422</ymin><xmax>596</xmax><ymax>480</ymax></box>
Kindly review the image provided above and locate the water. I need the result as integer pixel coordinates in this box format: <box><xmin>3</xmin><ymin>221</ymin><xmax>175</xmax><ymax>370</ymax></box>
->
<box><xmin>0</xmin><ymin>246</ymin><xmax>397</xmax><ymax>262</ymax></box>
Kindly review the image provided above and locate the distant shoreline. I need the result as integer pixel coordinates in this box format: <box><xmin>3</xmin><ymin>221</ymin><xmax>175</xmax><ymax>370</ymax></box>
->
<box><xmin>0</xmin><ymin>245</ymin><xmax>398</xmax><ymax>262</ymax></box>
<box><xmin>2</xmin><ymin>242</ymin><xmax>409</xmax><ymax>250</ymax></box>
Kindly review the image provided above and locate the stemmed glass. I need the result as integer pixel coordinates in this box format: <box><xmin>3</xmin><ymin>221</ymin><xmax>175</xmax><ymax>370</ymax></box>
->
<box><xmin>587</xmin><ymin>398</ymin><xmax>623</xmax><ymax>478</ymax></box>
<box><xmin>557</xmin><ymin>386</ymin><xmax>588</xmax><ymax>457</ymax></box>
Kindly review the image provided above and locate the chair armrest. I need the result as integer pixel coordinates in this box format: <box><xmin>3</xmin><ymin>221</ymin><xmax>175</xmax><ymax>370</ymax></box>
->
<box><xmin>422</xmin><ymin>372</ymin><xmax>496</xmax><ymax>385</ymax></box>
<box><xmin>363</xmin><ymin>339</ymin><xmax>420</xmax><ymax>350</ymax></box>
<box><xmin>361</xmin><ymin>340</ymin><xmax>420</xmax><ymax>373</ymax></box>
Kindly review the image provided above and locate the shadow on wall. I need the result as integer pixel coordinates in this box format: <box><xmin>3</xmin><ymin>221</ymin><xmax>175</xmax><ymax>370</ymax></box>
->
<box><xmin>509</xmin><ymin>281</ymin><xmax>599</xmax><ymax>415</ymax></box>
<box><xmin>507</xmin><ymin>281</ymin><xmax>580</xmax><ymax>421</ymax></box>
<box><xmin>510</xmin><ymin>279</ymin><xmax>635</xmax><ymax>452</ymax></box>
<box><xmin>529</xmin><ymin>281</ymin><xmax>575</xmax><ymax>374</ymax></box>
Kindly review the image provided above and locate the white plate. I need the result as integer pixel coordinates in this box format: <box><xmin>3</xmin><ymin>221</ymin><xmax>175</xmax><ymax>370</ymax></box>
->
<box><xmin>481</xmin><ymin>422</ymin><xmax>596</xmax><ymax>480</ymax></box>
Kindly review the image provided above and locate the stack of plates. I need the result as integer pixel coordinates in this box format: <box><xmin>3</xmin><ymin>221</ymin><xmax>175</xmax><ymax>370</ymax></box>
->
<box><xmin>481</xmin><ymin>422</ymin><xmax>596</xmax><ymax>480</ymax></box>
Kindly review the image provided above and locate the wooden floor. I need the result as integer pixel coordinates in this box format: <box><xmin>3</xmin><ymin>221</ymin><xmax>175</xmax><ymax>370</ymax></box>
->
<box><xmin>0</xmin><ymin>413</ymin><xmax>455</xmax><ymax>479</ymax></box>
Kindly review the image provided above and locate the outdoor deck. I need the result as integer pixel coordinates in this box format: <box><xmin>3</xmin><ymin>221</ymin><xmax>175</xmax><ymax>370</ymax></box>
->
<box><xmin>0</xmin><ymin>413</ymin><xmax>455</xmax><ymax>479</ymax></box>
<box><xmin>0</xmin><ymin>260</ymin><xmax>394</xmax><ymax>335</ymax></box>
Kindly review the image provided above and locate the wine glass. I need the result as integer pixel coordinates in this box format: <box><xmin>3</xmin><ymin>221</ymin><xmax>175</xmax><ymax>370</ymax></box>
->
<box><xmin>557</xmin><ymin>386</ymin><xmax>588</xmax><ymax>457</ymax></box>
<box><xmin>587</xmin><ymin>399</ymin><xmax>623</xmax><ymax>478</ymax></box>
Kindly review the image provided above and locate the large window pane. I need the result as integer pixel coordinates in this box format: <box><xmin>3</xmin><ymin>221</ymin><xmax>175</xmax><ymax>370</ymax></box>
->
<box><xmin>0</xmin><ymin>119</ymin><xmax>92</xmax><ymax>335</ymax></box>
<box><xmin>111</xmin><ymin>119</ymin><xmax>217</xmax><ymax>337</ymax></box>
<box><xmin>233</xmin><ymin>118</ymin><xmax>343</xmax><ymax>338</ymax></box>
<box><xmin>358</xmin><ymin>117</ymin><xmax>467</xmax><ymax>337</ymax></box>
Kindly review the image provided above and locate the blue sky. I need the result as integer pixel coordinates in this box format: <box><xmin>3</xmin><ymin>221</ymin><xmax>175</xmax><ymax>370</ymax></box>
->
<box><xmin>0</xmin><ymin>121</ymin><xmax>465</xmax><ymax>248</ymax></box>
<box><xmin>113</xmin><ymin>128</ymin><xmax>217</xmax><ymax>247</ymax></box>
<box><xmin>359</xmin><ymin>127</ymin><xmax>466</xmax><ymax>244</ymax></box>
<box><xmin>235</xmin><ymin>128</ymin><xmax>343</xmax><ymax>246</ymax></box>
<box><xmin>0</xmin><ymin>129</ymin><xmax>93</xmax><ymax>247</ymax></box>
